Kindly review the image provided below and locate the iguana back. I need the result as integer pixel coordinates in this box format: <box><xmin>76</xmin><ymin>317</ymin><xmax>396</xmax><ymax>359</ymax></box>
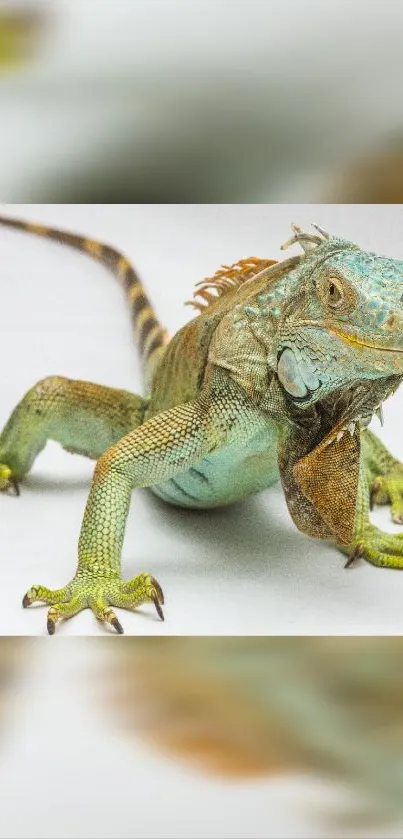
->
<box><xmin>0</xmin><ymin>213</ymin><xmax>282</xmax><ymax>410</ymax></box>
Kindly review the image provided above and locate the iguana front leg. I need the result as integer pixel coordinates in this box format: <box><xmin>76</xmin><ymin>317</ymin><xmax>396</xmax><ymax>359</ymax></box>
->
<box><xmin>23</xmin><ymin>371</ymin><xmax>261</xmax><ymax>634</ymax></box>
<box><xmin>361</xmin><ymin>428</ymin><xmax>403</xmax><ymax>524</ymax></box>
<box><xmin>0</xmin><ymin>377</ymin><xmax>167</xmax><ymax>629</ymax></box>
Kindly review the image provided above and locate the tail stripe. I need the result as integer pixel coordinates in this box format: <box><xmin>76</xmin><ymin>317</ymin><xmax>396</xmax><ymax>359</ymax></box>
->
<box><xmin>139</xmin><ymin>311</ymin><xmax>159</xmax><ymax>349</ymax></box>
<box><xmin>0</xmin><ymin>216</ymin><xmax>169</xmax><ymax>376</ymax></box>
<box><xmin>135</xmin><ymin>304</ymin><xmax>155</xmax><ymax>332</ymax></box>
<box><xmin>127</xmin><ymin>281</ymin><xmax>144</xmax><ymax>301</ymax></box>
<box><xmin>83</xmin><ymin>239</ymin><xmax>104</xmax><ymax>258</ymax></box>
<box><xmin>143</xmin><ymin>323</ymin><xmax>165</xmax><ymax>359</ymax></box>
<box><xmin>131</xmin><ymin>292</ymin><xmax>149</xmax><ymax>319</ymax></box>
<box><xmin>117</xmin><ymin>255</ymin><xmax>131</xmax><ymax>280</ymax></box>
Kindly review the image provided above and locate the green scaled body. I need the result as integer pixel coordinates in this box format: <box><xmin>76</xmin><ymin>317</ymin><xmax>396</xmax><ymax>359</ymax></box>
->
<box><xmin>1</xmin><ymin>217</ymin><xmax>403</xmax><ymax>634</ymax></box>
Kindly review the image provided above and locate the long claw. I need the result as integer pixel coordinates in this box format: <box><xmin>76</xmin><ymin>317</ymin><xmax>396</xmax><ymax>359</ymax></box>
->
<box><xmin>345</xmin><ymin>545</ymin><xmax>364</xmax><ymax>569</ymax></box>
<box><xmin>152</xmin><ymin>594</ymin><xmax>164</xmax><ymax>621</ymax></box>
<box><xmin>47</xmin><ymin>617</ymin><xmax>56</xmax><ymax>635</ymax></box>
<box><xmin>151</xmin><ymin>576</ymin><xmax>165</xmax><ymax>606</ymax></box>
<box><xmin>111</xmin><ymin>616</ymin><xmax>124</xmax><ymax>635</ymax></box>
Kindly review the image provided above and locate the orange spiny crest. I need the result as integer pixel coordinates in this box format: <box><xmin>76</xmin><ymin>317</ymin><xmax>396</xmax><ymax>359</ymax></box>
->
<box><xmin>186</xmin><ymin>257</ymin><xmax>278</xmax><ymax>313</ymax></box>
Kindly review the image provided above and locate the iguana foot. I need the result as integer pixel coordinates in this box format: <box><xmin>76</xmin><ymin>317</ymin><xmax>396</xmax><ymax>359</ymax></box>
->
<box><xmin>22</xmin><ymin>572</ymin><xmax>164</xmax><ymax>635</ymax></box>
<box><xmin>342</xmin><ymin>525</ymin><xmax>403</xmax><ymax>569</ymax></box>
<box><xmin>0</xmin><ymin>464</ymin><xmax>19</xmax><ymax>495</ymax></box>
<box><xmin>369</xmin><ymin>466</ymin><xmax>403</xmax><ymax>524</ymax></box>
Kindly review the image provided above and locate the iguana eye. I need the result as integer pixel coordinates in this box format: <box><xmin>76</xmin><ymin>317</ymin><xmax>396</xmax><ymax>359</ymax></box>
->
<box><xmin>316</xmin><ymin>271</ymin><xmax>356</xmax><ymax>312</ymax></box>
<box><xmin>326</xmin><ymin>277</ymin><xmax>344</xmax><ymax>308</ymax></box>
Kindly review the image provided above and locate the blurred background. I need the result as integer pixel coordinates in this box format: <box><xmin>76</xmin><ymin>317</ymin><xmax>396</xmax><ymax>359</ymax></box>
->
<box><xmin>0</xmin><ymin>0</ymin><xmax>403</xmax><ymax>203</ymax></box>
<box><xmin>3</xmin><ymin>638</ymin><xmax>403</xmax><ymax>837</ymax></box>
<box><xmin>2</xmin><ymin>2</ymin><xmax>403</xmax><ymax>835</ymax></box>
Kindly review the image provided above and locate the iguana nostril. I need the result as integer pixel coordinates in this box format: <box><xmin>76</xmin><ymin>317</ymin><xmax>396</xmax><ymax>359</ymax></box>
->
<box><xmin>387</xmin><ymin>313</ymin><xmax>398</xmax><ymax>328</ymax></box>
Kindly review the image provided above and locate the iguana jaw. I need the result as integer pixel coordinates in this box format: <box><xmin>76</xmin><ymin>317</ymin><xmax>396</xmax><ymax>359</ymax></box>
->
<box><xmin>284</xmin><ymin>375</ymin><xmax>401</xmax><ymax>454</ymax></box>
<box><xmin>277</xmin><ymin>320</ymin><xmax>403</xmax><ymax>412</ymax></box>
<box><xmin>317</xmin><ymin>376</ymin><xmax>401</xmax><ymax>448</ymax></box>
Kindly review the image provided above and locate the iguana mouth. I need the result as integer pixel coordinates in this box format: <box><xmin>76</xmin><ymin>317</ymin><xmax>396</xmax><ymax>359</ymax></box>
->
<box><xmin>331</xmin><ymin>329</ymin><xmax>403</xmax><ymax>354</ymax></box>
<box><xmin>298</xmin><ymin>320</ymin><xmax>403</xmax><ymax>355</ymax></box>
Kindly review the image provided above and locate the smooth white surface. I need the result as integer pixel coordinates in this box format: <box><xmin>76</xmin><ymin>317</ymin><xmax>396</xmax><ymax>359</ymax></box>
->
<box><xmin>1</xmin><ymin>204</ymin><xmax>403</xmax><ymax>636</ymax></box>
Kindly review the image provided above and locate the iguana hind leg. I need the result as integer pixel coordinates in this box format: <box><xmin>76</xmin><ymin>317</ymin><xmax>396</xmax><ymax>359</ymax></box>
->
<box><xmin>341</xmin><ymin>442</ymin><xmax>403</xmax><ymax>569</ymax></box>
<box><xmin>361</xmin><ymin>428</ymin><xmax>403</xmax><ymax>525</ymax></box>
<box><xmin>0</xmin><ymin>376</ymin><xmax>147</xmax><ymax>491</ymax></box>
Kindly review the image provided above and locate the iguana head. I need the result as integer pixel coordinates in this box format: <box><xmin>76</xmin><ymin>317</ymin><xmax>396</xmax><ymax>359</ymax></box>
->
<box><xmin>272</xmin><ymin>224</ymin><xmax>403</xmax><ymax>423</ymax></box>
<box><xmin>260</xmin><ymin>224</ymin><xmax>403</xmax><ymax>544</ymax></box>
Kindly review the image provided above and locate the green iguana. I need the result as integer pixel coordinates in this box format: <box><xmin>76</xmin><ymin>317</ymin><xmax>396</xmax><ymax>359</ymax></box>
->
<box><xmin>1</xmin><ymin>215</ymin><xmax>403</xmax><ymax>635</ymax></box>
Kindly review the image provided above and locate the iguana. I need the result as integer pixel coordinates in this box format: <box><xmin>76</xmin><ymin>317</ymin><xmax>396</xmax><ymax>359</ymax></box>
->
<box><xmin>1</xmin><ymin>215</ymin><xmax>403</xmax><ymax>635</ymax></box>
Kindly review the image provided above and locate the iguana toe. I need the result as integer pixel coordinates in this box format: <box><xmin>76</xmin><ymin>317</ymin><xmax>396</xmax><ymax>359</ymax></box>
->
<box><xmin>0</xmin><ymin>464</ymin><xmax>19</xmax><ymax>495</ymax></box>
<box><xmin>343</xmin><ymin>526</ymin><xmax>403</xmax><ymax>569</ymax></box>
<box><xmin>370</xmin><ymin>469</ymin><xmax>403</xmax><ymax>524</ymax></box>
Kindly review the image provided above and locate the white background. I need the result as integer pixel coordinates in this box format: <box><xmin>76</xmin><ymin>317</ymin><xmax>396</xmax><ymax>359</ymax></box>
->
<box><xmin>1</xmin><ymin>203</ymin><xmax>403</xmax><ymax>636</ymax></box>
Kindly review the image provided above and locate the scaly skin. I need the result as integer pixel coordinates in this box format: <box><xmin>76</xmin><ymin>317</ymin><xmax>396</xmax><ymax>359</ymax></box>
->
<box><xmin>2</xmin><ymin>216</ymin><xmax>403</xmax><ymax>634</ymax></box>
<box><xmin>362</xmin><ymin>427</ymin><xmax>403</xmax><ymax>524</ymax></box>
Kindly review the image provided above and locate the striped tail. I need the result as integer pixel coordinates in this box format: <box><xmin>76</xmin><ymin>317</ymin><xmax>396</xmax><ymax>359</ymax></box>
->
<box><xmin>0</xmin><ymin>215</ymin><xmax>169</xmax><ymax>385</ymax></box>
